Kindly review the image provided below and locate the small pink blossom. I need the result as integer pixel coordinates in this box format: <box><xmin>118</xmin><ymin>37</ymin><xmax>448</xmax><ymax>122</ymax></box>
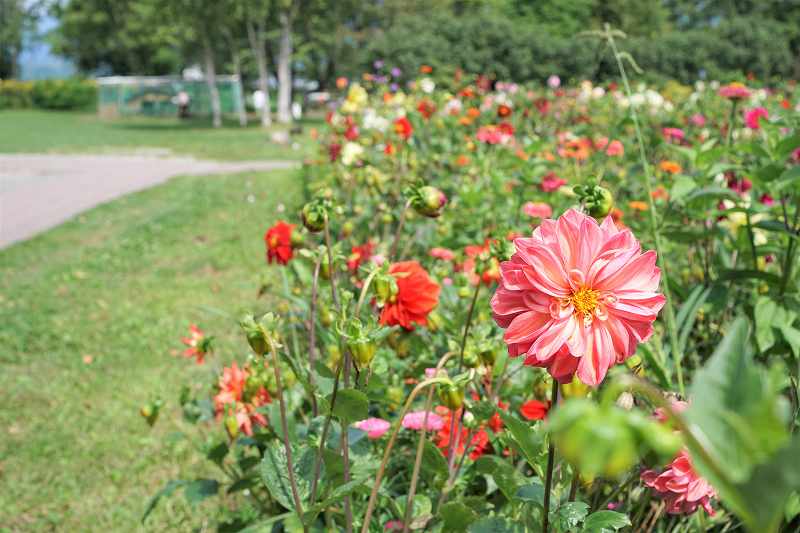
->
<box><xmin>744</xmin><ymin>107</ymin><xmax>768</xmax><ymax>130</ymax></box>
<box><xmin>547</xmin><ymin>75</ymin><xmax>561</xmax><ymax>89</ymax></box>
<box><xmin>662</xmin><ymin>127</ymin><xmax>685</xmax><ymax>143</ymax></box>
<box><xmin>606</xmin><ymin>140</ymin><xmax>624</xmax><ymax>156</ymax></box>
<box><xmin>689</xmin><ymin>114</ymin><xmax>706</xmax><ymax>127</ymax></box>
<box><xmin>354</xmin><ymin>418</ymin><xmax>391</xmax><ymax>439</ymax></box>
<box><xmin>429</xmin><ymin>247</ymin><xmax>455</xmax><ymax>261</ymax></box>
<box><xmin>641</xmin><ymin>451</ymin><xmax>716</xmax><ymax>515</ymax></box>
<box><xmin>402</xmin><ymin>410</ymin><xmax>444</xmax><ymax>431</ymax></box>
<box><xmin>719</xmin><ymin>83</ymin><xmax>751</xmax><ymax>100</ymax></box>
<box><xmin>540</xmin><ymin>172</ymin><xmax>567</xmax><ymax>192</ymax></box>
<box><xmin>522</xmin><ymin>202</ymin><xmax>553</xmax><ymax>219</ymax></box>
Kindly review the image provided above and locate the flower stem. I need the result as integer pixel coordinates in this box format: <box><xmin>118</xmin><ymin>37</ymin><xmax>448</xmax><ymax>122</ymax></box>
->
<box><xmin>267</xmin><ymin>338</ymin><xmax>307</xmax><ymax>532</ymax></box>
<box><xmin>457</xmin><ymin>282</ymin><xmax>481</xmax><ymax>373</ymax></box>
<box><xmin>323</xmin><ymin>216</ymin><xmax>340</xmax><ymax>311</ymax></box>
<box><xmin>308</xmin><ymin>255</ymin><xmax>322</xmax><ymax>417</ymax></box>
<box><xmin>389</xmin><ymin>200</ymin><xmax>412</xmax><ymax>261</ymax></box>
<box><xmin>360</xmin><ymin>378</ymin><xmax>448</xmax><ymax>533</ymax></box>
<box><xmin>604</xmin><ymin>25</ymin><xmax>684</xmax><ymax>395</ymax></box>
<box><xmin>542</xmin><ymin>379</ymin><xmax>560</xmax><ymax>533</ymax></box>
<box><xmin>308</xmin><ymin>357</ymin><xmax>343</xmax><ymax>506</ymax></box>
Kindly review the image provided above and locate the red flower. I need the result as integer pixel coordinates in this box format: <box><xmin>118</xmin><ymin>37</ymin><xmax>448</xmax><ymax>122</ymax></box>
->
<box><xmin>434</xmin><ymin>406</ymin><xmax>491</xmax><ymax>460</ymax></box>
<box><xmin>379</xmin><ymin>261</ymin><xmax>440</xmax><ymax>330</ymax></box>
<box><xmin>520</xmin><ymin>399</ymin><xmax>550</xmax><ymax>420</ymax></box>
<box><xmin>641</xmin><ymin>451</ymin><xmax>716</xmax><ymax>515</ymax></box>
<box><xmin>265</xmin><ymin>220</ymin><xmax>296</xmax><ymax>265</ymax></box>
<box><xmin>540</xmin><ymin>172</ymin><xmax>567</xmax><ymax>192</ymax></box>
<box><xmin>329</xmin><ymin>142</ymin><xmax>342</xmax><ymax>162</ymax></box>
<box><xmin>180</xmin><ymin>324</ymin><xmax>209</xmax><ymax>364</ymax></box>
<box><xmin>417</xmin><ymin>100</ymin><xmax>436</xmax><ymax>119</ymax></box>
<box><xmin>497</xmin><ymin>104</ymin><xmax>512</xmax><ymax>117</ymax></box>
<box><xmin>214</xmin><ymin>362</ymin><xmax>271</xmax><ymax>437</ymax></box>
<box><xmin>462</xmin><ymin>241</ymin><xmax>500</xmax><ymax>285</ymax></box>
<box><xmin>344</xmin><ymin>124</ymin><xmax>359</xmax><ymax>141</ymax></box>
<box><xmin>394</xmin><ymin>116</ymin><xmax>413</xmax><ymax>140</ymax></box>
<box><xmin>348</xmin><ymin>241</ymin><xmax>375</xmax><ymax>273</ymax></box>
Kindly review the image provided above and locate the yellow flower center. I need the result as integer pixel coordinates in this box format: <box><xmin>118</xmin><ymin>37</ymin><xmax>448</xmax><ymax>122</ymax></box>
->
<box><xmin>570</xmin><ymin>287</ymin><xmax>599</xmax><ymax>316</ymax></box>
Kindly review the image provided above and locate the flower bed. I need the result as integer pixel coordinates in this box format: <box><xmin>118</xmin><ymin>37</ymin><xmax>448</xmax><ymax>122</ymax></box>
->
<box><xmin>143</xmin><ymin>45</ymin><xmax>800</xmax><ymax>533</ymax></box>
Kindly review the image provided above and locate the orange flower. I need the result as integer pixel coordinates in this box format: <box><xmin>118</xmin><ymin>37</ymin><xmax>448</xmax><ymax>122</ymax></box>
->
<box><xmin>497</xmin><ymin>104</ymin><xmax>512</xmax><ymax>117</ymax></box>
<box><xmin>467</xmin><ymin>107</ymin><xmax>481</xmax><ymax>118</ymax></box>
<box><xmin>420</xmin><ymin>65</ymin><xmax>433</xmax><ymax>74</ymax></box>
<box><xmin>379</xmin><ymin>261</ymin><xmax>440</xmax><ymax>330</ymax></box>
<box><xmin>659</xmin><ymin>160</ymin><xmax>682</xmax><ymax>174</ymax></box>
<box><xmin>455</xmin><ymin>154</ymin><xmax>470</xmax><ymax>166</ymax></box>
<box><xmin>558</xmin><ymin>138</ymin><xmax>592</xmax><ymax>161</ymax></box>
<box><xmin>628</xmin><ymin>201</ymin><xmax>649</xmax><ymax>211</ymax></box>
<box><xmin>651</xmin><ymin>187</ymin><xmax>669</xmax><ymax>201</ymax></box>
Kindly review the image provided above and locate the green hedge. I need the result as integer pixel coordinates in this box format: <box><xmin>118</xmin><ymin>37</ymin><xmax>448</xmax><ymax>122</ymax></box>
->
<box><xmin>0</xmin><ymin>79</ymin><xmax>96</xmax><ymax>110</ymax></box>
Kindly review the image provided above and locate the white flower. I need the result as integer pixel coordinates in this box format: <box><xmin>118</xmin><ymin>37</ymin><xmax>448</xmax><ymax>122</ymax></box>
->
<box><xmin>341</xmin><ymin>142</ymin><xmax>364</xmax><ymax>166</ymax></box>
<box><xmin>420</xmin><ymin>78</ymin><xmax>435</xmax><ymax>94</ymax></box>
<box><xmin>444</xmin><ymin>98</ymin><xmax>462</xmax><ymax>115</ymax></box>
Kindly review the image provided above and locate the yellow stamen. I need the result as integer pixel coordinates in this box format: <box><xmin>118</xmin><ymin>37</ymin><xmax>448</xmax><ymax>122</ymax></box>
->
<box><xmin>570</xmin><ymin>287</ymin><xmax>599</xmax><ymax>316</ymax></box>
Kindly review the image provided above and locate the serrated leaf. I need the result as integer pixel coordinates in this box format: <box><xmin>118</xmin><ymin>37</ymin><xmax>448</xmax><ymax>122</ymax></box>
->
<box><xmin>554</xmin><ymin>501</ymin><xmax>589</xmax><ymax>530</ymax></box>
<box><xmin>331</xmin><ymin>388</ymin><xmax>369</xmax><ymax>423</ymax></box>
<box><xmin>184</xmin><ymin>479</ymin><xmax>219</xmax><ymax>505</ymax></box>
<box><xmin>259</xmin><ymin>442</ymin><xmax>312</xmax><ymax>511</ymax></box>
<box><xmin>582</xmin><ymin>510</ymin><xmax>631</xmax><ymax>532</ymax></box>
<box><xmin>497</xmin><ymin>410</ymin><xmax>542</xmax><ymax>468</ymax></box>
<box><xmin>440</xmin><ymin>501</ymin><xmax>479</xmax><ymax>531</ymax></box>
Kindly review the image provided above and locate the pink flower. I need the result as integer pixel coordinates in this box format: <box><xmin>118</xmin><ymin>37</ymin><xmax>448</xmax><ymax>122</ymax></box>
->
<box><xmin>606</xmin><ymin>140</ymin><xmax>624</xmax><ymax>156</ymax></box>
<box><xmin>402</xmin><ymin>410</ymin><xmax>444</xmax><ymax>431</ymax></box>
<box><xmin>522</xmin><ymin>202</ymin><xmax>553</xmax><ymax>219</ymax></box>
<box><xmin>490</xmin><ymin>209</ymin><xmax>665</xmax><ymax>386</ymax></box>
<box><xmin>429</xmin><ymin>247</ymin><xmax>455</xmax><ymax>261</ymax></box>
<box><xmin>540</xmin><ymin>172</ymin><xmax>567</xmax><ymax>193</ymax></box>
<box><xmin>662</xmin><ymin>127</ymin><xmax>685</xmax><ymax>143</ymax></box>
<box><xmin>641</xmin><ymin>451</ymin><xmax>716</xmax><ymax>515</ymax></box>
<box><xmin>547</xmin><ymin>75</ymin><xmax>561</xmax><ymax>89</ymax></box>
<box><xmin>719</xmin><ymin>83</ymin><xmax>751</xmax><ymax>100</ymax></box>
<box><xmin>744</xmin><ymin>107</ymin><xmax>768</xmax><ymax>129</ymax></box>
<box><xmin>354</xmin><ymin>418</ymin><xmax>391</xmax><ymax>439</ymax></box>
<box><xmin>689</xmin><ymin>113</ymin><xmax>706</xmax><ymax>127</ymax></box>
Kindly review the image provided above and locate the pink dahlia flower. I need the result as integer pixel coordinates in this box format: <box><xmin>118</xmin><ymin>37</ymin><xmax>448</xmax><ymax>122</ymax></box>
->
<box><xmin>490</xmin><ymin>209</ymin><xmax>665</xmax><ymax>386</ymax></box>
<box><xmin>540</xmin><ymin>172</ymin><xmax>567</xmax><ymax>193</ymax></box>
<box><xmin>662</xmin><ymin>127</ymin><xmax>685</xmax><ymax>143</ymax></box>
<box><xmin>522</xmin><ymin>201</ymin><xmax>553</xmax><ymax>219</ymax></box>
<box><xmin>354</xmin><ymin>418</ymin><xmax>391</xmax><ymax>439</ymax></box>
<box><xmin>606</xmin><ymin>140</ymin><xmax>624</xmax><ymax>157</ymax></box>
<box><xmin>641</xmin><ymin>450</ymin><xmax>716</xmax><ymax>515</ymax></box>
<box><xmin>402</xmin><ymin>410</ymin><xmax>444</xmax><ymax>431</ymax></box>
<box><xmin>718</xmin><ymin>82</ymin><xmax>751</xmax><ymax>100</ymax></box>
<box><xmin>744</xmin><ymin>107</ymin><xmax>768</xmax><ymax>130</ymax></box>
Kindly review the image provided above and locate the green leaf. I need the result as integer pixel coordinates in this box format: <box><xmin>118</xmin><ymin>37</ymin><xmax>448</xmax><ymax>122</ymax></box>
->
<box><xmin>515</xmin><ymin>482</ymin><xmax>545</xmax><ymax>507</ymax></box>
<box><xmin>755</xmin><ymin>297</ymin><xmax>778</xmax><ymax>352</ymax></box>
<box><xmin>675</xmin><ymin>285</ymin><xmax>711</xmax><ymax>355</ymax></box>
<box><xmin>259</xmin><ymin>441</ymin><xmax>312</xmax><ymax>511</ymax></box>
<box><xmin>778</xmin><ymin>325</ymin><xmax>800</xmax><ymax>358</ymax></box>
<box><xmin>776</xmin><ymin>166</ymin><xmax>800</xmax><ymax>192</ymax></box>
<box><xmin>302</xmin><ymin>476</ymin><xmax>367</xmax><ymax>524</ymax></box>
<box><xmin>184</xmin><ymin>479</ymin><xmax>219</xmax><ymax>505</ymax></box>
<box><xmin>497</xmin><ymin>410</ymin><xmax>542</xmax><ymax>469</ymax></box>
<box><xmin>554</xmin><ymin>501</ymin><xmax>589</xmax><ymax>530</ymax></box>
<box><xmin>331</xmin><ymin>388</ymin><xmax>369</xmax><ymax>423</ymax></box>
<box><xmin>421</xmin><ymin>439</ymin><xmax>449</xmax><ymax>480</ymax></box>
<box><xmin>142</xmin><ymin>480</ymin><xmax>186</xmax><ymax>523</ymax></box>
<box><xmin>582</xmin><ymin>510</ymin><xmax>631</xmax><ymax>532</ymax></box>
<box><xmin>440</xmin><ymin>501</ymin><xmax>479</xmax><ymax>531</ymax></box>
<box><xmin>206</xmin><ymin>441</ymin><xmax>228</xmax><ymax>466</ymax></box>
<box><xmin>468</xmin><ymin>517</ymin><xmax>523</xmax><ymax>532</ymax></box>
<box><xmin>475</xmin><ymin>456</ymin><xmax>526</xmax><ymax>501</ymax></box>
<box><xmin>669</xmin><ymin>175</ymin><xmax>697</xmax><ymax>202</ymax></box>
<box><xmin>776</xmin><ymin>134</ymin><xmax>800</xmax><ymax>160</ymax></box>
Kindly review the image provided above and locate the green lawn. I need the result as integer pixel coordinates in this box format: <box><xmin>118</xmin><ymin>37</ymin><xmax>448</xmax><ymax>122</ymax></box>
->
<box><xmin>0</xmin><ymin>110</ymin><xmax>321</xmax><ymax>160</ymax></box>
<box><xmin>0</xmin><ymin>169</ymin><xmax>300</xmax><ymax>531</ymax></box>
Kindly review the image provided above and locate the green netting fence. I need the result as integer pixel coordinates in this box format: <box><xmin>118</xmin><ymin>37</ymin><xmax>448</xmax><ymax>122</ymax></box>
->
<box><xmin>97</xmin><ymin>76</ymin><xmax>243</xmax><ymax>118</ymax></box>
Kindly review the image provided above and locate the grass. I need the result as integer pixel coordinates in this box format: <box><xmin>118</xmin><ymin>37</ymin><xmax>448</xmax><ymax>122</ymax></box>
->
<box><xmin>0</xmin><ymin>168</ymin><xmax>301</xmax><ymax>531</ymax></box>
<box><xmin>0</xmin><ymin>110</ymin><xmax>322</xmax><ymax>160</ymax></box>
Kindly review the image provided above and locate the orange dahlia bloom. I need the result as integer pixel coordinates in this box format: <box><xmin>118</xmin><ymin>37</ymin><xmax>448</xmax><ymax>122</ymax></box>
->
<box><xmin>379</xmin><ymin>261</ymin><xmax>440</xmax><ymax>330</ymax></box>
<box><xmin>659</xmin><ymin>160</ymin><xmax>682</xmax><ymax>174</ymax></box>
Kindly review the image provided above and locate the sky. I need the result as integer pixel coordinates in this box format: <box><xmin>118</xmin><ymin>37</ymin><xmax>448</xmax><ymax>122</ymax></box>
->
<box><xmin>18</xmin><ymin>14</ymin><xmax>76</xmax><ymax>80</ymax></box>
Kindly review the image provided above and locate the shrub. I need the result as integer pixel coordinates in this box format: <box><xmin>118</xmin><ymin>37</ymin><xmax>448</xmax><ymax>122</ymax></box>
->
<box><xmin>30</xmin><ymin>79</ymin><xmax>97</xmax><ymax>111</ymax></box>
<box><xmin>0</xmin><ymin>80</ymin><xmax>34</xmax><ymax>109</ymax></box>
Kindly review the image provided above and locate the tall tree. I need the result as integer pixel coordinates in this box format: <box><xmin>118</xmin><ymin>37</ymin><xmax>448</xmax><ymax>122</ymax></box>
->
<box><xmin>246</xmin><ymin>0</ymin><xmax>273</xmax><ymax>127</ymax></box>
<box><xmin>275</xmin><ymin>0</ymin><xmax>295</xmax><ymax>124</ymax></box>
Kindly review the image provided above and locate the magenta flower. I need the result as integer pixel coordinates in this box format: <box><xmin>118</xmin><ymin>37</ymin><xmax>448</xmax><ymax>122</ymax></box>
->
<box><xmin>689</xmin><ymin>113</ymin><xmax>706</xmax><ymax>127</ymax></box>
<box><xmin>354</xmin><ymin>418</ymin><xmax>391</xmax><ymax>439</ymax></box>
<box><xmin>718</xmin><ymin>83</ymin><xmax>751</xmax><ymax>100</ymax></box>
<box><xmin>402</xmin><ymin>410</ymin><xmax>444</xmax><ymax>431</ymax></box>
<box><xmin>490</xmin><ymin>209</ymin><xmax>665</xmax><ymax>386</ymax></box>
<box><xmin>641</xmin><ymin>451</ymin><xmax>716</xmax><ymax>515</ymax></box>
<box><xmin>540</xmin><ymin>172</ymin><xmax>567</xmax><ymax>193</ymax></box>
<box><xmin>744</xmin><ymin>107</ymin><xmax>768</xmax><ymax>130</ymax></box>
<box><xmin>662</xmin><ymin>127</ymin><xmax>685</xmax><ymax>143</ymax></box>
<box><xmin>522</xmin><ymin>202</ymin><xmax>553</xmax><ymax>219</ymax></box>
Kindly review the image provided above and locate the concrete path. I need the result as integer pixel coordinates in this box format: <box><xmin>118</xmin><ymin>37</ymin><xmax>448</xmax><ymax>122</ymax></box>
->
<box><xmin>0</xmin><ymin>154</ymin><xmax>299</xmax><ymax>249</ymax></box>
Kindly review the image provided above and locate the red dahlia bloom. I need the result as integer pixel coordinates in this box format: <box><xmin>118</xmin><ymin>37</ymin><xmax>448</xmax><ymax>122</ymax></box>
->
<box><xmin>641</xmin><ymin>451</ymin><xmax>716</xmax><ymax>515</ymax></box>
<box><xmin>180</xmin><ymin>324</ymin><xmax>208</xmax><ymax>364</ymax></box>
<box><xmin>379</xmin><ymin>261</ymin><xmax>440</xmax><ymax>330</ymax></box>
<box><xmin>434</xmin><ymin>406</ymin><xmax>491</xmax><ymax>460</ymax></box>
<box><xmin>520</xmin><ymin>399</ymin><xmax>551</xmax><ymax>420</ymax></box>
<box><xmin>264</xmin><ymin>220</ymin><xmax>296</xmax><ymax>265</ymax></box>
<box><xmin>348</xmin><ymin>241</ymin><xmax>375</xmax><ymax>273</ymax></box>
<box><xmin>394</xmin><ymin>116</ymin><xmax>413</xmax><ymax>140</ymax></box>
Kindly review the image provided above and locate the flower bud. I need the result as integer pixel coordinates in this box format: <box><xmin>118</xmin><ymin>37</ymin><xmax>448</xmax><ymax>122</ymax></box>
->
<box><xmin>301</xmin><ymin>202</ymin><xmax>326</xmax><ymax>233</ymax></box>
<box><xmin>616</xmin><ymin>391</ymin><xmax>635</xmax><ymax>410</ymax></box>
<box><xmin>479</xmin><ymin>347</ymin><xmax>497</xmax><ymax>366</ymax></box>
<box><xmin>413</xmin><ymin>186</ymin><xmax>447</xmax><ymax>218</ymax></box>
<box><xmin>318</xmin><ymin>305</ymin><xmax>333</xmax><ymax>327</ymax></box>
<box><xmin>438</xmin><ymin>382</ymin><xmax>465</xmax><ymax>410</ymax></box>
<box><xmin>239</xmin><ymin>314</ymin><xmax>268</xmax><ymax>355</ymax></box>
<box><xmin>341</xmin><ymin>221</ymin><xmax>354</xmax><ymax>237</ymax></box>
<box><xmin>586</xmin><ymin>186</ymin><xmax>614</xmax><ymax>218</ymax></box>
<box><xmin>290</xmin><ymin>227</ymin><xmax>304</xmax><ymax>247</ymax></box>
<box><xmin>375</xmin><ymin>275</ymin><xmax>398</xmax><ymax>304</ymax></box>
<box><xmin>349</xmin><ymin>339</ymin><xmax>377</xmax><ymax>370</ymax></box>
<box><xmin>225</xmin><ymin>414</ymin><xmax>239</xmax><ymax>440</ymax></box>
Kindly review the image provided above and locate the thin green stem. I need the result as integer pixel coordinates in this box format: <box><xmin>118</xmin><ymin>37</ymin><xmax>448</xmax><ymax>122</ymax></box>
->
<box><xmin>360</xmin><ymin>378</ymin><xmax>448</xmax><ymax>533</ymax></box>
<box><xmin>605</xmin><ymin>25</ymin><xmax>684</xmax><ymax>395</ymax></box>
<box><xmin>281</xmin><ymin>268</ymin><xmax>302</xmax><ymax>366</ymax></box>
<box><xmin>389</xmin><ymin>200</ymin><xmax>412</xmax><ymax>261</ymax></box>
<box><xmin>267</xmin><ymin>339</ymin><xmax>307</xmax><ymax>532</ymax></box>
<box><xmin>307</xmin><ymin>255</ymin><xmax>322</xmax><ymax>417</ymax></box>
<box><xmin>323</xmin><ymin>216</ymin><xmax>340</xmax><ymax>311</ymax></box>
<box><xmin>542</xmin><ymin>379</ymin><xmax>560</xmax><ymax>533</ymax></box>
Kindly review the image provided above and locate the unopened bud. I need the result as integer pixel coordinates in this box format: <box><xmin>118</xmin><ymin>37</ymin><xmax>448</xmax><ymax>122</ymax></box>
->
<box><xmin>301</xmin><ymin>203</ymin><xmax>326</xmax><ymax>233</ymax></box>
<box><xmin>438</xmin><ymin>382</ymin><xmax>465</xmax><ymax>410</ymax></box>
<box><xmin>413</xmin><ymin>186</ymin><xmax>447</xmax><ymax>218</ymax></box>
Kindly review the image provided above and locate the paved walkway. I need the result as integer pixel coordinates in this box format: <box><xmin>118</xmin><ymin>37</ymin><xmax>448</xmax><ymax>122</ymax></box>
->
<box><xmin>0</xmin><ymin>154</ymin><xmax>299</xmax><ymax>249</ymax></box>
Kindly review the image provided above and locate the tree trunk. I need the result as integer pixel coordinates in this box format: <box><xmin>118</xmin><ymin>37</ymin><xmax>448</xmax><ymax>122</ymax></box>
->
<box><xmin>277</xmin><ymin>10</ymin><xmax>293</xmax><ymax>124</ymax></box>
<box><xmin>202</xmin><ymin>35</ymin><xmax>222</xmax><ymax>128</ymax></box>
<box><xmin>247</xmin><ymin>20</ymin><xmax>272</xmax><ymax>128</ymax></box>
<box><xmin>231</xmin><ymin>48</ymin><xmax>247</xmax><ymax>127</ymax></box>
